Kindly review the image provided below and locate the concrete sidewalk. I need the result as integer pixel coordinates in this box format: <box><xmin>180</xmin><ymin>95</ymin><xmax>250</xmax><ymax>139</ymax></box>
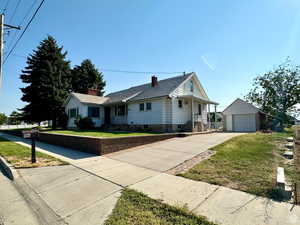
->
<box><xmin>130</xmin><ymin>173</ymin><xmax>300</xmax><ymax>225</ymax></box>
<box><xmin>0</xmin><ymin>167</ymin><xmax>40</xmax><ymax>225</ymax></box>
<box><xmin>18</xmin><ymin>165</ymin><xmax>121</xmax><ymax>225</ymax></box>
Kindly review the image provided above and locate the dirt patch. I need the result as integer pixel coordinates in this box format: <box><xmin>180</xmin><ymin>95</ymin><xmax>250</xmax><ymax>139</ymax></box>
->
<box><xmin>166</xmin><ymin>150</ymin><xmax>215</xmax><ymax>175</ymax></box>
<box><xmin>6</xmin><ymin>156</ymin><xmax>65</xmax><ymax>168</ymax></box>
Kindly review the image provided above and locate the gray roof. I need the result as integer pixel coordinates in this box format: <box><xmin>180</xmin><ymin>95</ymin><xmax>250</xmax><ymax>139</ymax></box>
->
<box><xmin>72</xmin><ymin>93</ymin><xmax>108</xmax><ymax>104</ymax></box>
<box><xmin>105</xmin><ymin>73</ymin><xmax>192</xmax><ymax>104</ymax></box>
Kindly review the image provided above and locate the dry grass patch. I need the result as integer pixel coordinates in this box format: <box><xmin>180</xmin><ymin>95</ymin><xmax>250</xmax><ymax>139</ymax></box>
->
<box><xmin>180</xmin><ymin>132</ymin><xmax>296</xmax><ymax>198</ymax></box>
<box><xmin>0</xmin><ymin>137</ymin><xmax>67</xmax><ymax>168</ymax></box>
<box><xmin>104</xmin><ymin>189</ymin><xmax>216</xmax><ymax>225</ymax></box>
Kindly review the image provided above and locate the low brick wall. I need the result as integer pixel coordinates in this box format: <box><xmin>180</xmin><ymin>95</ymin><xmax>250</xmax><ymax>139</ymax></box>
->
<box><xmin>99</xmin><ymin>133</ymin><xmax>179</xmax><ymax>155</ymax></box>
<box><xmin>39</xmin><ymin>133</ymin><xmax>102</xmax><ymax>155</ymax></box>
<box><xmin>1</xmin><ymin>129</ymin><xmax>200</xmax><ymax>156</ymax></box>
<box><xmin>38</xmin><ymin>132</ymin><xmax>179</xmax><ymax>155</ymax></box>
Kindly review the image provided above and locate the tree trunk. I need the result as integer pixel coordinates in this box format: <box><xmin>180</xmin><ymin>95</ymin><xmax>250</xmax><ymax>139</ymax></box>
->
<box><xmin>52</xmin><ymin>114</ymin><xmax>57</xmax><ymax>130</ymax></box>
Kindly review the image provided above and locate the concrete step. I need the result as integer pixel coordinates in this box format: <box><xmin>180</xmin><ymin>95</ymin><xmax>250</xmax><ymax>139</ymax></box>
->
<box><xmin>283</xmin><ymin>151</ymin><xmax>293</xmax><ymax>159</ymax></box>
<box><xmin>287</xmin><ymin>137</ymin><xmax>294</xmax><ymax>142</ymax></box>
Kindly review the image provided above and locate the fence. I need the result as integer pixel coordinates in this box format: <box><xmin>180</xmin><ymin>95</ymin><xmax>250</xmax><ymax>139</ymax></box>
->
<box><xmin>0</xmin><ymin>124</ymin><xmax>40</xmax><ymax>130</ymax></box>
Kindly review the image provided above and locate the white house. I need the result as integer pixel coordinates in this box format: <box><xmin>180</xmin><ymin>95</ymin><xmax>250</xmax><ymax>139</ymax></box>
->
<box><xmin>223</xmin><ymin>98</ymin><xmax>267</xmax><ymax>132</ymax></box>
<box><xmin>64</xmin><ymin>72</ymin><xmax>218</xmax><ymax>132</ymax></box>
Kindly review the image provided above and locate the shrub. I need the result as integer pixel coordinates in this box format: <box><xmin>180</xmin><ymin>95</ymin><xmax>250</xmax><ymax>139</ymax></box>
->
<box><xmin>75</xmin><ymin>116</ymin><xmax>95</xmax><ymax>129</ymax></box>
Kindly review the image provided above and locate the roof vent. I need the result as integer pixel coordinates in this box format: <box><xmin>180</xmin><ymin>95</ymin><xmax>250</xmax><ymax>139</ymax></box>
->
<box><xmin>151</xmin><ymin>75</ymin><xmax>158</xmax><ymax>87</ymax></box>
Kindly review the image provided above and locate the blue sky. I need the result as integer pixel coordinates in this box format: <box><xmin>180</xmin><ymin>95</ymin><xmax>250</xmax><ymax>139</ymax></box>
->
<box><xmin>1</xmin><ymin>0</ymin><xmax>300</xmax><ymax>115</ymax></box>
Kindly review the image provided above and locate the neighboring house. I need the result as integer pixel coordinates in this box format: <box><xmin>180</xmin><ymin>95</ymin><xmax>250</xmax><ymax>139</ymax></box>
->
<box><xmin>64</xmin><ymin>72</ymin><xmax>218</xmax><ymax>132</ymax></box>
<box><xmin>223</xmin><ymin>98</ymin><xmax>268</xmax><ymax>132</ymax></box>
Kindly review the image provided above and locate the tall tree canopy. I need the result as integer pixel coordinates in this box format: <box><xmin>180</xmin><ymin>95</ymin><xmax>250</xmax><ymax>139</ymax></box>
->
<box><xmin>0</xmin><ymin>113</ymin><xmax>7</xmax><ymax>125</ymax></box>
<box><xmin>71</xmin><ymin>59</ymin><xmax>106</xmax><ymax>96</ymax></box>
<box><xmin>245</xmin><ymin>59</ymin><xmax>300</xmax><ymax>126</ymax></box>
<box><xmin>9</xmin><ymin>111</ymin><xmax>22</xmax><ymax>125</ymax></box>
<box><xmin>20</xmin><ymin>36</ymin><xmax>71</xmax><ymax>129</ymax></box>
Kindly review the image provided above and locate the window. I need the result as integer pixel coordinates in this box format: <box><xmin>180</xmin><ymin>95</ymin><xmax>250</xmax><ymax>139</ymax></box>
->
<box><xmin>198</xmin><ymin>104</ymin><xmax>202</xmax><ymax>115</ymax></box>
<box><xmin>115</xmin><ymin>105</ymin><xmax>126</xmax><ymax>116</ymax></box>
<box><xmin>190</xmin><ymin>80</ymin><xmax>194</xmax><ymax>92</ymax></box>
<box><xmin>88</xmin><ymin>107</ymin><xmax>100</xmax><ymax>117</ymax></box>
<box><xmin>139</xmin><ymin>103</ymin><xmax>144</xmax><ymax>111</ymax></box>
<box><xmin>178</xmin><ymin>100</ymin><xmax>182</xmax><ymax>108</ymax></box>
<box><xmin>146</xmin><ymin>102</ymin><xmax>152</xmax><ymax>110</ymax></box>
<box><xmin>69</xmin><ymin>108</ymin><xmax>77</xmax><ymax>118</ymax></box>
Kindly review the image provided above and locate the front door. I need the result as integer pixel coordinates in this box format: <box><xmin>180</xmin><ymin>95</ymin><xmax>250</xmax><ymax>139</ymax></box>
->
<box><xmin>104</xmin><ymin>107</ymin><xmax>111</xmax><ymax>124</ymax></box>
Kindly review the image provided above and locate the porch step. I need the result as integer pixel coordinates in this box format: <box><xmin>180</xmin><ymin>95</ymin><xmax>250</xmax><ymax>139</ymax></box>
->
<box><xmin>285</xmin><ymin>143</ymin><xmax>294</xmax><ymax>149</ymax></box>
<box><xmin>283</xmin><ymin>151</ymin><xmax>293</xmax><ymax>159</ymax></box>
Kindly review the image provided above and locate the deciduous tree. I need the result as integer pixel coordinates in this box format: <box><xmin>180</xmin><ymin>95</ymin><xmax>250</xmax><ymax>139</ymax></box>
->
<box><xmin>245</xmin><ymin>59</ymin><xmax>300</xmax><ymax>128</ymax></box>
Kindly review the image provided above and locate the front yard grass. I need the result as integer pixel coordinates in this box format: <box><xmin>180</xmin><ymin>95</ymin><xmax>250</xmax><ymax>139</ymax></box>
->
<box><xmin>104</xmin><ymin>189</ymin><xmax>216</xmax><ymax>225</ymax></box>
<box><xmin>0</xmin><ymin>137</ymin><xmax>67</xmax><ymax>168</ymax></box>
<box><xmin>46</xmin><ymin>129</ymin><xmax>158</xmax><ymax>138</ymax></box>
<box><xmin>180</xmin><ymin>131</ymin><xmax>300</xmax><ymax>198</ymax></box>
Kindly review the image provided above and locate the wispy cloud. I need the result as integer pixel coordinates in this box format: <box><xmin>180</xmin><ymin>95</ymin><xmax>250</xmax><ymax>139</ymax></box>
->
<box><xmin>201</xmin><ymin>55</ymin><xmax>215</xmax><ymax>71</ymax></box>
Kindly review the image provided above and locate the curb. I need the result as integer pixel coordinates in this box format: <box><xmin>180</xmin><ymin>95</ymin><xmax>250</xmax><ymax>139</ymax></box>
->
<box><xmin>0</xmin><ymin>156</ymin><xmax>19</xmax><ymax>180</ymax></box>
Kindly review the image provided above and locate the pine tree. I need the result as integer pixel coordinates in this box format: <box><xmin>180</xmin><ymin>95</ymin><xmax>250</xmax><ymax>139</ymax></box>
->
<box><xmin>20</xmin><ymin>36</ymin><xmax>71</xmax><ymax>129</ymax></box>
<box><xmin>71</xmin><ymin>59</ymin><xmax>106</xmax><ymax>96</ymax></box>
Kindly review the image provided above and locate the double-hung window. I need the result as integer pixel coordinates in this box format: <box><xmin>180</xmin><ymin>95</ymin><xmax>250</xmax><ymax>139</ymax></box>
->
<box><xmin>139</xmin><ymin>103</ymin><xmax>144</xmax><ymax>111</ymax></box>
<box><xmin>88</xmin><ymin>107</ymin><xmax>100</xmax><ymax>117</ymax></box>
<box><xmin>146</xmin><ymin>102</ymin><xmax>152</xmax><ymax>110</ymax></box>
<box><xmin>69</xmin><ymin>108</ymin><xmax>77</xmax><ymax>118</ymax></box>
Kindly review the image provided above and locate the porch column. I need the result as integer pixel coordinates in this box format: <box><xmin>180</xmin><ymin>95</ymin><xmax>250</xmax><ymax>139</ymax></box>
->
<box><xmin>214</xmin><ymin>104</ymin><xmax>217</xmax><ymax>129</ymax></box>
<box><xmin>191</xmin><ymin>96</ymin><xmax>194</xmax><ymax>131</ymax></box>
<box><xmin>208</xmin><ymin>104</ymin><xmax>211</xmax><ymax>130</ymax></box>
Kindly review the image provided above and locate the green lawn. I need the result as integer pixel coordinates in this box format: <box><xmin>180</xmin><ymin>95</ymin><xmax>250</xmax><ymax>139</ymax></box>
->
<box><xmin>180</xmin><ymin>131</ymin><xmax>299</xmax><ymax>198</ymax></box>
<box><xmin>104</xmin><ymin>189</ymin><xmax>216</xmax><ymax>225</ymax></box>
<box><xmin>46</xmin><ymin>129</ymin><xmax>158</xmax><ymax>138</ymax></box>
<box><xmin>0</xmin><ymin>137</ymin><xmax>67</xmax><ymax>168</ymax></box>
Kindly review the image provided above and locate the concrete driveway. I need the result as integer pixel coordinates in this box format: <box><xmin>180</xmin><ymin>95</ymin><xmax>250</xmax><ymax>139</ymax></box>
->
<box><xmin>108</xmin><ymin>132</ymin><xmax>243</xmax><ymax>172</ymax></box>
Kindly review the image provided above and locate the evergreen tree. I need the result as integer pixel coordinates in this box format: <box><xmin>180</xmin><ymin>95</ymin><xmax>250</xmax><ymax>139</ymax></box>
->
<box><xmin>20</xmin><ymin>36</ymin><xmax>71</xmax><ymax>129</ymax></box>
<box><xmin>71</xmin><ymin>59</ymin><xmax>106</xmax><ymax>96</ymax></box>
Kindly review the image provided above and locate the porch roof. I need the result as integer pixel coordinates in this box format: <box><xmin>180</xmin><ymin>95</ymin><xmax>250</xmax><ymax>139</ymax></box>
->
<box><xmin>178</xmin><ymin>95</ymin><xmax>219</xmax><ymax>105</ymax></box>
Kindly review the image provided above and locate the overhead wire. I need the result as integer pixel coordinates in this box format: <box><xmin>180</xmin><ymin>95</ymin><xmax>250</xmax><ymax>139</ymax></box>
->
<box><xmin>5</xmin><ymin>0</ymin><xmax>37</xmax><ymax>55</ymax></box>
<box><xmin>8</xmin><ymin>0</ymin><xmax>22</xmax><ymax>24</ymax></box>
<box><xmin>3</xmin><ymin>0</ymin><xmax>46</xmax><ymax>64</ymax></box>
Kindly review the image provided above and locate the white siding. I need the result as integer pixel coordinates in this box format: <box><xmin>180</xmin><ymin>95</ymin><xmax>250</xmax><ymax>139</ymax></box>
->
<box><xmin>127</xmin><ymin>99</ymin><xmax>164</xmax><ymax>125</ymax></box>
<box><xmin>172</xmin><ymin>98</ymin><xmax>191</xmax><ymax>124</ymax></box>
<box><xmin>65</xmin><ymin>96</ymin><xmax>104</xmax><ymax>128</ymax></box>
<box><xmin>65</xmin><ymin>97</ymin><xmax>85</xmax><ymax>128</ymax></box>
<box><xmin>163</xmin><ymin>98</ymin><xmax>172</xmax><ymax>124</ymax></box>
<box><xmin>226</xmin><ymin>115</ymin><xmax>233</xmax><ymax>131</ymax></box>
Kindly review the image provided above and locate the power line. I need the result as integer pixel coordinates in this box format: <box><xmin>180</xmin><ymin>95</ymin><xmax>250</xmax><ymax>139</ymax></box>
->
<box><xmin>101</xmin><ymin>69</ymin><xmax>183</xmax><ymax>74</ymax></box>
<box><xmin>5</xmin><ymin>0</ymin><xmax>37</xmax><ymax>54</ymax></box>
<box><xmin>3</xmin><ymin>0</ymin><xmax>45</xmax><ymax>64</ymax></box>
<box><xmin>8</xmin><ymin>0</ymin><xmax>22</xmax><ymax>25</ymax></box>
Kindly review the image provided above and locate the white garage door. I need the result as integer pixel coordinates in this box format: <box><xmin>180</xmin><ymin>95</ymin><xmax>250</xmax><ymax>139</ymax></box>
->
<box><xmin>233</xmin><ymin>114</ymin><xmax>256</xmax><ymax>132</ymax></box>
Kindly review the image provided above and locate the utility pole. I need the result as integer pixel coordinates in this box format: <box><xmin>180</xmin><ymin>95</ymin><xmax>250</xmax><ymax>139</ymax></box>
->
<box><xmin>0</xmin><ymin>14</ymin><xmax>21</xmax><ymax>88</ymax></box>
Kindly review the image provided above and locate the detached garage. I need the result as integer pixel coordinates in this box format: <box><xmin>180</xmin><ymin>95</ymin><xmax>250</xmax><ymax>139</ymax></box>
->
<box><xmin>223</xmin><ymin>98</ymin><xmax>266</xmax><ymax>132</ymax></box>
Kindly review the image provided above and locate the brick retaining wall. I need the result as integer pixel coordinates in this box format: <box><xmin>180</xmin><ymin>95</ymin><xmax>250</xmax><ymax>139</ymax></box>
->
<box><xmin>1</xmin><ymin>129</ymin><xmax>181</xmax><ymax>155</ymax></box>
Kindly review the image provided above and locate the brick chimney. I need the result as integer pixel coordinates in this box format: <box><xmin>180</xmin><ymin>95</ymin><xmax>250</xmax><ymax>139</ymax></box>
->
<box><xmin>87</xmin><ymin>89</ymin><xmax>98</xmax><ymax>96</ymax></box>
<box><xmin>151</xmin><ymin>75</ymin><xmax>158</xmax><ymax>87</ymax></box>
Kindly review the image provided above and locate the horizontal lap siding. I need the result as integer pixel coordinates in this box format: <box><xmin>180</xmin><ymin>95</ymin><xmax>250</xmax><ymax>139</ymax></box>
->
<box><xmin>127</xmin><ymin>99</ymin><xmax>164</xmax><ymax>125</ymax></box>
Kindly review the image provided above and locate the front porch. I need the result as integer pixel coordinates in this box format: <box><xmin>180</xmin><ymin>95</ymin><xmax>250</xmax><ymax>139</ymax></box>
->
<box><xmin>178</xmin><ymin>95</ymin><xmax>219</xmax><ymax>132</ymax></box>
